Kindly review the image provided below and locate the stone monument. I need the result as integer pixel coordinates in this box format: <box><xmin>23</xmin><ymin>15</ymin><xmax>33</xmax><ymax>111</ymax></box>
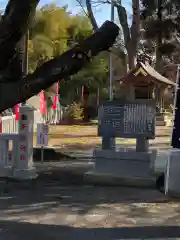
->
<box><xmin>92</xmin><ymin>99</ymin><xmax>157</xmax><ymax>181</ymax></box>
<box><xmin>12</xmin><ymin>105</ymin><xmax>37</xmax><ymax>179</ymax></box>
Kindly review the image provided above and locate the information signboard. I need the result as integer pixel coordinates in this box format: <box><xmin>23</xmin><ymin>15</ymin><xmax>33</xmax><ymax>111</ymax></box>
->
<box><xmin>98</xmin><ymin>100</ymin><xmax>156</xmax><ymax>139</ymax></box>
<box><xmin>37</xmin><ymin>123</ymin><xmax>48</xmax><ymax>146</ymax></box>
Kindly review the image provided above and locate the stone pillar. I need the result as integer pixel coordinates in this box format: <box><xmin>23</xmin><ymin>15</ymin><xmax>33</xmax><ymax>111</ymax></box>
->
<box><xmin>13</xmin><ymin>105</ymin><xmax>37</xmax><ymax>179</ymax></box>
<box><xmin>160</xmin><ymin>95</ymin><xmax>163</xmax><ymax>113</ymax></box>
<box><xmin>136</xmin><ymin>137</ymin><xmax>149</xmax><ymax>152</ymax></box>
<box><xmin>102</xmin><ymin>137</ymin><xmax>115</xmax><ymax>150</ymax></box>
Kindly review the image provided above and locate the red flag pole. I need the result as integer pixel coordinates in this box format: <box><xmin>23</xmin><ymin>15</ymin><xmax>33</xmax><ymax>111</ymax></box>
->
<box><xmin>55</xmin><ymin>82</ymin><xmax>59</xmax><ymax>124</ymax></box>
<box><xmin>82</xmin><ymin>85</ymin><xmax>84</xmax><ymax>104</ymax></box>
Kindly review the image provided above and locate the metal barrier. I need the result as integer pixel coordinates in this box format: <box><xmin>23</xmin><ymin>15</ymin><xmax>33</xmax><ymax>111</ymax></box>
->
<box><xmin>1</xmin><ymin>115</ymin><xmax>18</xmax><ymax>133</ymax></box>
<box><xmin>0</xmin><ymin>133</ymin><xmax>19</xmax><ymax>177</ymax></box>
<box><xmin>0</xmin><ymin>107</ymin><xmax>65</xmax><ymax>134</ymax></box>
<box><xmin>1</xmin><ymin>110</ymin><xmax>42</xmax><ymax>133</ymax></box>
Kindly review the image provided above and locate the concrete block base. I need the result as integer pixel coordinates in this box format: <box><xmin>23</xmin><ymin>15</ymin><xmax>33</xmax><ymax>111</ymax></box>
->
<box><xmin>0</xmin><ymin>166</ymin><xmax>12</xmax><ymax>177</ymax></box>
<box><xmin>92</xmin><ymin>149</ymin><xmax>156</xmax><ymax>179</ymax></box>
<box><xmin>165</xmin><ymin>149</ymin><xmax>180</xmax><ymax>197</ymax></box>
<box><xmin>150</xmin><ymin>151</ymin><xmax>169</xmax><ymax>175</ymax></box>
<box><xmin>12</xmin><ymin>167</ymin><xmax>37</xmax><ymax>180</ymax></box>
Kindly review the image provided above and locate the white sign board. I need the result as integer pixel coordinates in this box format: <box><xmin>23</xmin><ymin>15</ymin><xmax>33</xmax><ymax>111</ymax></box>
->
<box><xmin>37</xmin><ymin>123</ymin><xmax>48</xmax><ymax>146</ymax></box>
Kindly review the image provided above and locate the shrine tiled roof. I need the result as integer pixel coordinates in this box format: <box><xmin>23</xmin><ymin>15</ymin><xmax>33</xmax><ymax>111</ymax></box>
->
<box><xmin>140</xmin><ymin>62</ymin><xmax>176</xmax><ymax>86</ymax></box>
<box><xmin>118</xmin><ymin>62</ymin><xmax>176</xmax><ymax>86</ymax></box>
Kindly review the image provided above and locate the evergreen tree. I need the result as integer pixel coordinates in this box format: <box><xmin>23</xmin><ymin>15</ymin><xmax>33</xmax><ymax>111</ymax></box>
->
<box><xmin>140</xmin><ymin>0</ymin><xmax>180</xmax><ymax>70</ymax></box>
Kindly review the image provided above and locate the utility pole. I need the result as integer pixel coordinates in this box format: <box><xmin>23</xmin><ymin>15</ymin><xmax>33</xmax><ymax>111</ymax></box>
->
<box><xmin>109</xmin><ymin>0</ymin><xmax>115</xmax><ymax>101</ymax></box>
<box><xmin>108</xmin><ymin>0</ymin><xmax>116</xmax><ymax>150</ymax></box>
<box><xmin>21</xmin><ymin>31</ymin><xmax>29</xmax><ymax>105</ymax></box>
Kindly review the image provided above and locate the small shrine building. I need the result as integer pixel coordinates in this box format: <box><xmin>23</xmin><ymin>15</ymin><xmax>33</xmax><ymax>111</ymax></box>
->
<box><xmin>115</xmin><ymin>62</ymin><xmax>176</xmax><ymax>114</ymax></box>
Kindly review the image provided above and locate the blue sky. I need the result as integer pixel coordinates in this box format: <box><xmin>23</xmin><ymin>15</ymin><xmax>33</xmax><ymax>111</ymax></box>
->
<box><xmin>0</xmin><ymin>0</ymin><xmax>132</xmax><ymax>25</ymax></box>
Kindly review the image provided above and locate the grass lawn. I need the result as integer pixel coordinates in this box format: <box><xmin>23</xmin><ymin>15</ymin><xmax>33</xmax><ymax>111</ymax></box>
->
<box><xmin>33</xmin><ymin>125</ymin><xmax>135</xmax><ymax>150</ymax></box>
<box><xmin>33</xmin><ymin>125</ymin><xmax>171</xmax><ymax>150</ymax></box>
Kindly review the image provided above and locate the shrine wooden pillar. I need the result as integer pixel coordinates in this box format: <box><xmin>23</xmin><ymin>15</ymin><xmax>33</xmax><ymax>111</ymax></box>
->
<box><xmin>127</xmin><ymin>84</ymin><xmax>135</xmax><ymax>100</ymax></box>
<box><xmin>154</xmin><ymin>85</ymin><xmax>161</xmax><ymax>113</ymax></box>
<box><xmin>159</xmin><ymin>87</ymin><xmax>165</xmax><ymax>113</ymax></box>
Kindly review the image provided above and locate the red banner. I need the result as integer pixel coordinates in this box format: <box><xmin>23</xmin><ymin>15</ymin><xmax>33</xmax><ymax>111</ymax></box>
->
<box><xmin>40</xmin><ymin>90</ymin><xmax>47</xmax><ymax>115</ymax></box>
<box><xmin>15</xmin><ymin>103</ymin><xmax>21</xmax><ymax>120</ymax></box>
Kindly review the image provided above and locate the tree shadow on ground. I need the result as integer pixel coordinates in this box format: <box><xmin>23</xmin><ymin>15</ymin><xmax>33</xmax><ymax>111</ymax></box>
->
<box><xmin>0</xmin><ymin>220</ymin><xmax>180</xmax><ymax>239</ymax></box>
<box><xmin>0</xmin><ymin>176</ymin><xmax>180</xmax><ymax>225</ymax></box>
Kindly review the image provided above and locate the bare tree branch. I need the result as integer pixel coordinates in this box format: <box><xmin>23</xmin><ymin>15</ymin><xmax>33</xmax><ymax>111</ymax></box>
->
<box><xmin>86</xmin><ymin>0</ymin><xmax>99</xmax><ymax>30</ymax></box>
<box><xmin>75</xmin><ymin>0</ymin><xmax>89</xmax><ymax>18</ymax></box>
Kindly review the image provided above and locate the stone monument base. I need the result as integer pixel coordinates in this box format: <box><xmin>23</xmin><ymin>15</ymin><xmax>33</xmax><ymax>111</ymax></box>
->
<box><xmin>12</xmin><ymin>167</ymin><xmax>37</xmax><ymax>180</ymax></box>
<box><xmin>92</xmin><ymin>148</ymin><xmax>157</xmax><ymax>179</ymax></box>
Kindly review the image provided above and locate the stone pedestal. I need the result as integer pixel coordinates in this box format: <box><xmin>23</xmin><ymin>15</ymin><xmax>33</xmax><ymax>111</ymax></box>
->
<box><xmin>12</xmin><ymin>105</ymin><xmax>37</xmax><ymax>179</ymax></box>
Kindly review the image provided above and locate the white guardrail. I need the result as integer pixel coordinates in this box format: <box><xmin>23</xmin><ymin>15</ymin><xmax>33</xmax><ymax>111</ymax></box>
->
<box><xmin>1</xmin><ymin>110</ymin><xmax>42</xmax><ymax>133</ymax></box>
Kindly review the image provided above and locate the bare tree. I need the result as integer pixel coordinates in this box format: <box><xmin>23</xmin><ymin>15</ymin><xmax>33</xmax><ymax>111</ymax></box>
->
<box><xmin>77</xmin><ymin>0</ymin><xmax>140</xmax><ymax>70</ymax></box>
<box><xmin>0</xmin><ymin>0</ymin><xmax>119</xmax><ymax>113</ymax></box>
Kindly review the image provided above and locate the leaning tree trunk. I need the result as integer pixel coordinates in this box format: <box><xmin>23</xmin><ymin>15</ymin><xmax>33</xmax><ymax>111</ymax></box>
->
<box><xmin>117</xmin><ymin>0</ymin><xmax>140</xmax><ymax>70</ymax></box>
<box><xmin>0</xmin><ymin>0</ymin><xmax>119</xmax><ymax>113</ymax></box>
<box><xmin>84</xmin><ymin>0</ymin><xmax>140</xmax><ymax>71</ymax></box>
<box><xmin>85</xmin><ymin>0</ymin><xmax>127</xmax><ymax>61</ymax></box>
<box><xmin>86</xmin><ymin>0</ymin><xmax>98</xmax><ymax>31</ymax></box>
<box><xmin>128</xmin><ymin>0</ymin><xmax>140</xmax><ymax>69</ymax></box>
<box><xmin>155</xmin><ymin>0</ymin><xmax>163</xmax><ymax>72</ymax></box>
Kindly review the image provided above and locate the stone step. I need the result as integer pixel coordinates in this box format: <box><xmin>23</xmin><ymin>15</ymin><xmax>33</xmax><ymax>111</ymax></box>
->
<box><xmin>155</xmin><ymin>126</ymin><xmax>171</xmax><ymax>135</ymax></box>
<box><xmin>156</xmin><ymin>116</ymin><xmax>165</xmax><ymax>120</ymax></box>
<box><xmin>156</xmin><ymin>120</ymin><xmax>166</xmax><ymax>126</ymax></box>
<box><xmin>156</xmin><ymin>114</ymin><xmax>166</xmax><ymax>126</ymax></box>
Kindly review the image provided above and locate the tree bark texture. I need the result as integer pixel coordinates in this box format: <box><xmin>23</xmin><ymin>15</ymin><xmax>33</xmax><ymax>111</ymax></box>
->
<box><xmin>0</xmin><ymin>0</ymin><xmax>119</xmax><ymax>113</ymax></box>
